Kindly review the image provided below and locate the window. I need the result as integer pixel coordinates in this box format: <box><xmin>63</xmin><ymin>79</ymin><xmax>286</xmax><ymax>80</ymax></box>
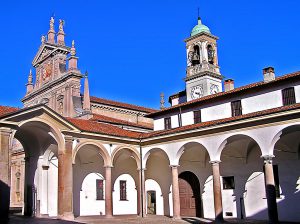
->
<box><xmin>263</xmin><ymin>164</ymin><xmax>280</xmax><ymax>198</ymax></box>
<box><xmin>207</xmin><ymin>44</ymin><xmax>215</xmax><ymax>65</ymax></box>
<box><xmin>194</xmin><ymin>110</ymin><xmax>201</xmax><ymax>124</ymax></box>
<box><xmin>120</xmin><ymin>180</ymin><xmax>127</xmax><ymax>201</ymax></box>
<box><xmin>96</xmin><ymin>179</ymin><xmax>104</xmax><ymax>200</ymax></box>
<box><xmin>164</xmin><ymin>117</ymin><xmax>171</xmax><ymax>130</ymax></box>
<box><xmin>231</xmin><ymin>100</ymin><xmax>242</xmax><ymax>117</ymax></box>
<box><xmin>222</xmin><ymin>176</ymin><xmax>235</xmax><ymax>189</ymax></box>
<box><xmin>282</xmin><ymin>87</ymin><xmax>296</xmax><ymax>106</ymax></box>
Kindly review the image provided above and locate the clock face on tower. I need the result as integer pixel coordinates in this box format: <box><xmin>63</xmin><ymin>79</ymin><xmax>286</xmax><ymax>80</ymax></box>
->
<box><xmin>210</xmin><ymin>84</ymin><xmax>219</xmax><ymax>94</ymax></box>
<box><xmin>191</xmin><ymin>85</ymin><xmax>203</xmax><ymax>99</ymax></box>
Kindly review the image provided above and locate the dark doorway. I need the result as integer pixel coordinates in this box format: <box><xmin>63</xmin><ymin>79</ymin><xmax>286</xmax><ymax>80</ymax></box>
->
<box><xmin>179</xmin><ymin>171</ymin><xmax>201</xmax><ymax>217</ymax></box>
<box><xmin>147</xmin><ymin>191</ymin><xmax>156</xmax><ymax>215</ymax></box>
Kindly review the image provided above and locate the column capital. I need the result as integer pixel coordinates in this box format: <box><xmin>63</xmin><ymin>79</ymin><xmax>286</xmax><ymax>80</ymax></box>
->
<box><xmin>261</xmin><ymin>155</ymin><xmax>274</xmax><ymax>164</ymax></box>
<box><xmin>137</xmin><ymin>168</ymin><xmax>146</xmax><ymax>171</ymax></box>
<box><xmin>64</xmin><ymin>135</ymin><xmax>74</xmax><ymax>143</ymax></box>
<box><xmin>209</xmin><ymin>160</ymin><xmax>221</xmax><ymax>165</ymax></box>
<box><xmin>0</xmin><ymin>127</ymin><xmax>12</xmax><ymax>136</ymax></box>
<box><xmin>104</xmin><ymin>165</ymin><xmax>113</xmax><ymax>168</ymax></box>
<box><xmin>169</xmin><ymin>165</ymin><xmax>180</xmax><ymax>168</ymax></box>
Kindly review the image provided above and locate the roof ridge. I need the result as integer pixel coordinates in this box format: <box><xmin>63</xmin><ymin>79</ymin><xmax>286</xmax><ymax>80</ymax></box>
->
<box><xmin>91</xmin><ymin>113</ymin><xmax>153</xmax><ymax>129</ymax></box>
<box><xmin>90</xmin><ymin>96</ymin><xmax>157</xmax><ymax>113</ymax></box>
<box><xmin>148</xmin><ymin>70</ymin><xmax>300</xmax><ymax>117</ymax></box>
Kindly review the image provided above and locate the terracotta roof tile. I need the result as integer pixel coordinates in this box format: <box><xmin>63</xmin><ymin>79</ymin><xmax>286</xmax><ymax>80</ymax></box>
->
<box><xmin>142</xmin><ymin>103</ymin><xmax>300</xmax><ymax>138</ymax></box>
<box><xmin>148</xmin><ymin>71</ymin><xmax>300</xmax><ymax>117</ymax></box>
<box><xmin>90</xmin><ymin>114</ymin><xmax>153</xmax><ymax>129</ymax></box>
<box><xmin>90</xmin><ymin>96</ymin><xmax>157</xmax><ymax>113</ymax></box>
<box><xmin>0</xmin><ymin>106</ymin><xmax>19</xmax><ymax>117</ymax></box>
<box><xmin>67</xmin><ymin>117</ymin><xmax>142</xmax><ymax>139</ymax></box>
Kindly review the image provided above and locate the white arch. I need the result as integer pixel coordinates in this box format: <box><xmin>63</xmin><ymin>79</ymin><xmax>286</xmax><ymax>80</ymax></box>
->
<box><xmin>174</xmin><ymin>140</ymin><xmax>210</xmax><ymax>166</ymax></box>
<box><xmin>72</xmin><ymin>141</ymin><xmax>111</xmax><ymax>166</ymax></box>
<box><xmin>215</xmin><ymin>133</ymin><xmax>263</xmax><ymax>161</ymax></box>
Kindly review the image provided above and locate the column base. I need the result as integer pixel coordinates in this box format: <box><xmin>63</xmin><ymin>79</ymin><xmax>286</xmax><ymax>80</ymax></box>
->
<box><xmin>105</xmin><ymin>214</ymin><xmax>113</xmax><ymax>218</ymax></box>
<box><xmin>172</xmin><ymin>215</ymin><xmax>181</xmax><ymax>220</ymax></box>
<box><xmin>59</xmin><ymin>212</ymin><xmax>74</xmax><ymax>221</ymax></box>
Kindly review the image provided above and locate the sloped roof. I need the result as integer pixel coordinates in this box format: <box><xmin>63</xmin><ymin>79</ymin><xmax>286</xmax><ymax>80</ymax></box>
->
<box><xmin>143</xmin><ymin>103</ymin><xmax>300</xmax><ymax>138</ymax></box>
<box><xmin>0</xmin><ymin>106</ymin><xmax>19</xmax><ymax>117</ymax></box>
<box><xmin>90</xmin><ymin>96</ymin><xmax>157</xmax><ymax>113</ymax></box>
<box><xmin>90</xmin><ymin>114</ymin><xmax>153</xmax><ymax>129</ymax></box>
<box><xmin>67</xmin><ymin>117</ymin><xmax>142</xmax><ymax>139</ymax></box>
<box><xmin>148</xmin><ymin>71</ymin><xmax>300</xmax><ymax>117</ymax></box>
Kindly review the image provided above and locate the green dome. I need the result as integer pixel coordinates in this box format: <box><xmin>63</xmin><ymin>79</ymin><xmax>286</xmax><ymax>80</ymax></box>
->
<box><xmin>191</xmin><ymin>17</ymin><xmax>211</xmax><ymax>36</ymax></box>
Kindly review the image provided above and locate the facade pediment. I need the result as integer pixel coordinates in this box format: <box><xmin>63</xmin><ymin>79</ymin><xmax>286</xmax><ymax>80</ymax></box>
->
<box><xmin>0</xmin><ymin>105</ymin><xmax>79</xmax><ymax>132</ymax></box>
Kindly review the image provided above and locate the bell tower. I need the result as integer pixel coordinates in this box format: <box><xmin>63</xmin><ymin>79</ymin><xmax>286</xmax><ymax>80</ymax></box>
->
<box><xmin>22</xmin><ymin>17</ymin><xmax>89</xmax><ymax>117</ymax></box>
<box><xmin>185</xmin><ymin>17</ymin><xmax>222</xmax><ymax>102</ymax></box>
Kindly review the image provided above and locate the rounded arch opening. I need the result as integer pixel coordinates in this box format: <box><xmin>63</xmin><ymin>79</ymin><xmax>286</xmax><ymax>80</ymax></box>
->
<box><xmin>178</xmin><ymin>171</ymin><xmax>202</xmax><ymax>217</ymax></box>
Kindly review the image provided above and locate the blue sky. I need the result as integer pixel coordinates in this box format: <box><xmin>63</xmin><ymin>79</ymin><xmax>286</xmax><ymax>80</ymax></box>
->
<box><xmin>0</xmin><ymin>0</ymin><xmax>300</xmax><ymax>109</ymax></box>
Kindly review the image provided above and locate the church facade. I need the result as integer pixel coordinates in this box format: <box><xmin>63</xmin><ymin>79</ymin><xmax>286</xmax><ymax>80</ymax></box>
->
<box><xmin>0</xmin><ymin>16</ymin><xmax>300</xmax><ymax>223</ymax></box>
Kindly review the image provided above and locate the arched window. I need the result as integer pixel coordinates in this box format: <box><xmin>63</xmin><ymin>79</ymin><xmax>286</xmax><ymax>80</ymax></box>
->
<box><xmin>207</xmin><ymin>44</ymin><xmax>215</xmax><ymax>65</ymax></box>
<box><xmin>192</xmin><ymin>45</ymin><xmax>200</xmax><ymax>66</ymax></box>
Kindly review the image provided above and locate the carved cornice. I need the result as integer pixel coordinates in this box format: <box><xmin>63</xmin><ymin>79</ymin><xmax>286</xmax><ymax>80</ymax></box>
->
<box><xmin>22</xmin><ymin>72</ymin><xmax>83</xmax><ymax>103</ymax></box>
<box><xmin>91</xmin><ymin>104</ymin><xmax>147</xmax><ymax>117</ymax></box>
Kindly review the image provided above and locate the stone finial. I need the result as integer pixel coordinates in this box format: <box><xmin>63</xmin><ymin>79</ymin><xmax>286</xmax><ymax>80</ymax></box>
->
<box><xmin>160</xmin><ymin>92</ymin><xmax>165</xmax><ymax>109</ymax></box>
<box><xmin>59</xmin><ymin>19</ymin><xmax>64</xmax><ymax>32</ymax></box>
<box><xmin>41</xmin><ymin>35</ymin><xmax>45</xmax><ymax>43</ymax></box>
<box><xmin>57</xmin><ymin>19</ymin><xmax>65</xmax><ymax>46</ymax></box>
<box><xmin>71</xmin><ymin>40</ymin><xmax>76</xmax><ymax>56</ymax></box>
<box><xmin>47</xmin><ymin>17</ymin><xmax>55</xmax><ymax>44</ymax></box>
<box><xmin>28</xmin><ymin>69</ymin><xmax>33</xmax><ymax>83</ymax></box>
<box><xmin>50</xmin><ymin>17</ymin><xmax>55</xmax><ymax>31</ymax></box>
<box><xmin>26</xmin><ymin>69</ymin><xmax>34</xmax><ymax>94</ymax></box>
<box><xmin>68</xmin><ymin>40</ymin><xmax>78</xmax><ymax>71</ymax></box>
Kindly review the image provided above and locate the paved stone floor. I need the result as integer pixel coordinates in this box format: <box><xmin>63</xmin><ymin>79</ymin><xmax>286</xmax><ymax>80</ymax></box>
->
<box><xmin>2</xmin><ymin>215</ymin><xmax>297</xmax><ymax>224</ymax></box>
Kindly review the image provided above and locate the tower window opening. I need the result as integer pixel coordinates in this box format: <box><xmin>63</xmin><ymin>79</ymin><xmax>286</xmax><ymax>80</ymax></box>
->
<box><xmin>207</xmin><ymin>45</ymin><xmax>215</xmax><ymax>65</ymax></box>
<box><xmin>192</xmin><ymin>45</ymin><xmax>200</xmax><ymax>66</ymax></box>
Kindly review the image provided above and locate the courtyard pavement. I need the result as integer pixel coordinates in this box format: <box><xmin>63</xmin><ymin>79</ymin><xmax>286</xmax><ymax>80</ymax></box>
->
<box><xmin>2</xmin><ymin>215</ymin><xmax>297</xmax><ymax>224</ymax></box>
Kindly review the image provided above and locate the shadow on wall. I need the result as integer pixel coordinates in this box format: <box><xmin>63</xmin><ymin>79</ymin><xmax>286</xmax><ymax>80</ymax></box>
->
<box><xmin>0</xmin><ymin>180</ymin><xmax>10</xmax><ymax>220</ymax></box>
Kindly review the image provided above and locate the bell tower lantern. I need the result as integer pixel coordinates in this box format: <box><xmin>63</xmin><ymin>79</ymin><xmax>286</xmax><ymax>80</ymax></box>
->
<box><xmin>185</xmin><ymin>17</ymin><xmax>222</xmax><ymax>102</ymax></box>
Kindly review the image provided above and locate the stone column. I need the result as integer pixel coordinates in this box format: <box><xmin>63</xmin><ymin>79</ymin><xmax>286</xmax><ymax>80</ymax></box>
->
<box><xmin>210</xmin><ymin>160</ymin><xmax>223</xmax><ymax>222</ymax></box>
<box><xmin>105</xmin><ymin>166</ymin><xmax>113</xmax><ymax>217</ymax></box>
<box><xmin>138</xmin><ymin>168</ymin><xmax>146</xmax><ymax>217</ymax></box>
<box><xmin>58</xmin><ymin>136</ymin><xmax>74</xmax><ymax>220</ymax></box>
<box><xmin>0</xmin><ymin>128</ymin><xmax>11</xmax><ymax>219</ymax></box>
<box><xmin>263</xmin><ymin>155</ymin><xmax>278</xmax><ymax>224</ymax></box>
<box><xmin>171</xmin><ymin>165</ymin><xmax>181</xmax><ymax>219</ymax></box>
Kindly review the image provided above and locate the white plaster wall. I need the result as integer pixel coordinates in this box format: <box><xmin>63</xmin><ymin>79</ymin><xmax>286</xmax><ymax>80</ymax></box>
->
<box><xmin>154</xmin><ymin>118</ymin><xmax>164</xmax><ymax>131</ymax></box>
<box><xmin>48</xmin><ymin>157</ymin><xmax>58</xmax><ymax>217</ymax></box>
<box><xmin>145</xmin><ymin>179</ymin><xmax>164</xmax><ymax>215</ymax></box>
<box><xmin>244</xmin><ymin>172</ymin><xmax>268</xmax><ymax>219</ymax></box>
<box><xmin>242</xmin><ymin>90</ymin><xmax>282</xmax><ymax>114</ymax></box>
<box><xmin>169</xmin><ymin>185</ymin><xmax>173</xmax><ymax>217</ymax></box>
<box><xmin>202</xmin><ymin>175</ymin><xmax>215</xmax><ymax>219</ymax></box>
<box><xmin>80</xmin><ymin>173</ymin><xmax>105</xmax><ymax>216</ymax></box>
<box><xmin>221</xmin><ymin>179</ymin><xmax>237</xmax><ymax>218</ymax></box>
<box><xmin>202</xmin><ymin>103</ymin><xmax>231</xmax><ymax>122</ymax></box>
<box><xmin>171</xmin><ymin>115</ymin><xmax>179</xmax><ymax>129</ymax></box>
<box><xmin>294</xmin><ymin>85</ymin><xmax>300</xmax><ymax>103</ymax></box>
<box><xmin>181</xmin><ymin>111</ymin><xmax>194</xmax><ymax>126</ymax></box>
<box><xmin>113</xmin><ymin>174</ymin><xmax>137</xmax><ymax>215</ymax></box>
